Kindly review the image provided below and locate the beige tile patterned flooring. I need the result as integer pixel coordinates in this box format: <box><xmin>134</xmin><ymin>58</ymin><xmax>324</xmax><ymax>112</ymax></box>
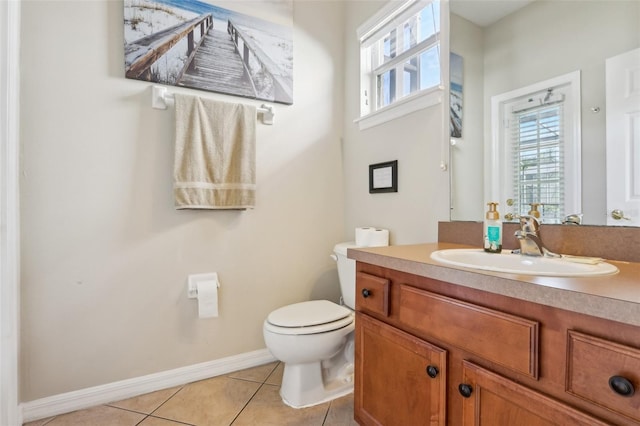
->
<box><xmin>24</xmin><ymin>362</ymin><xmax>359</xmax><ymax>426</ymax></box>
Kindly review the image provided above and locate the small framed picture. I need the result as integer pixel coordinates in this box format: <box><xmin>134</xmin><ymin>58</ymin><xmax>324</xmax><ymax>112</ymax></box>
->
<box><xmin>369</xmin><ymin>160</ymin><xmax>398</xmax><ymax>194</ymax></box>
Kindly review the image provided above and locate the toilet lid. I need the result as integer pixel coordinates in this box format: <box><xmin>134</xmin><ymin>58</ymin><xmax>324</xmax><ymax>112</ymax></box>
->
<box><xmin>267</xmin><ymin>300</ymin><xmax>351</xmax><ymax>328</ymax></box>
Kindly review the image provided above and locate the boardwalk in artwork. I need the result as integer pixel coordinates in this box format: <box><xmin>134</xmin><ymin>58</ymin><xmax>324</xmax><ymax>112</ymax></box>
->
<box><xmin>179</xmin><ymin>28</ymin><xmax>255</xmax><ymax>98</ymax></box>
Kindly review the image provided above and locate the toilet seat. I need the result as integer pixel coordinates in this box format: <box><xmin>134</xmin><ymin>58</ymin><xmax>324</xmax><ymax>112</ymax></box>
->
<box><xmin>265</xmin><ymin>300</ymin><xmax>354</xmax><ymax>335</ymax></box>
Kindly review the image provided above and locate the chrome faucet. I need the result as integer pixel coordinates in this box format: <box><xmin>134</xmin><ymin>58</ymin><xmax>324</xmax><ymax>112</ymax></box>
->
<box><xmin>514</xmin><ymin>215</ymin><xmax>560</xmax><ymax>257</ymax></box>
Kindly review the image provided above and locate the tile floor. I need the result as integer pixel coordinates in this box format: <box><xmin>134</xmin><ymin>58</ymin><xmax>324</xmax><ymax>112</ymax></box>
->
<box><xmin>24</xmin><ymin>362</ymin><xmax>359</xmax><ymax>426</ymax></box>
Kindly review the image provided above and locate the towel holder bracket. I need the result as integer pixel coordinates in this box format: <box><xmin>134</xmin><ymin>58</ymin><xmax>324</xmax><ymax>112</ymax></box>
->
<box><xmin>260</xmin><ymin>104</ymin><xmax>274</xmax><ymax>125</ymax></box>
<box><xmin>152</xmin><ymin>85</ymin><xmax>170</xmax><ymax>110</ymax></box>
<box><xmin>151</xmin><ymin>85</ymin><xmax>275</xmax><ymax>125</ymax></box>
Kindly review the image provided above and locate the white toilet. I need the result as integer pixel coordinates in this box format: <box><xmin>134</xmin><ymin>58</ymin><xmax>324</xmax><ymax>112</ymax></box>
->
<box><xmin>263</xmin><ymin>242</ymin><xmax>357</xmax><ymax>408</ymax></box>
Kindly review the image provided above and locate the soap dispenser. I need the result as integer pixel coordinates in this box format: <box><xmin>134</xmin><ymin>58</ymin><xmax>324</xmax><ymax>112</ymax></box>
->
<box><xmin>528</xmin><ymin>203</ymin><xmax>541</xmax><ymax>219</ymax></box>
<box><xmin>484</xmin><ymin>202</ymin><xmax>502</xmax><ymax>253</ymax></box>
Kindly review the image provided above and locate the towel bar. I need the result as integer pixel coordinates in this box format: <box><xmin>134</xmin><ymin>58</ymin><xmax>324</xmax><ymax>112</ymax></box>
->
<box><xmin>151</xmin><ymin>85</ymin><xmax>275</xmax><ymax>125</ymax></box>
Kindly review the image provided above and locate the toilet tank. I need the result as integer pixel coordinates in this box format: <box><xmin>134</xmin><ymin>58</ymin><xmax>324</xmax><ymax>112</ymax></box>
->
<box><xmin>333</xmin><ymin>242</ymin><xmax>358</xmax><ymax>309</ymax></box>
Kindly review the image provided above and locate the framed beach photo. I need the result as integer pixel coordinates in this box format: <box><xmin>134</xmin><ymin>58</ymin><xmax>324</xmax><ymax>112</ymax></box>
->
<box><xmin>450</xmin><ymin>52</ymin><xmax>463</xmax><ymax>138</ymax></box>
<box><xmin>123</xmin><ymin>0</ymin><xmax>293</xmax><ymax>104</ymax></box>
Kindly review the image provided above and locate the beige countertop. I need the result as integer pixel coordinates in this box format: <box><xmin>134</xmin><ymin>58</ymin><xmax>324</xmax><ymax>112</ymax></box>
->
<box><xmin>348</xmin><ymin>242</ymin><xmax>640</xmax><ymax>327</ymax></box>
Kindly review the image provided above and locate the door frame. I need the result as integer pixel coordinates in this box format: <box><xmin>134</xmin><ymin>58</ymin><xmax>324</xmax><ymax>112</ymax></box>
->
<box><xmin>1</xmin><ymin>0</ymin><xmax>21</xmax><ymax>424</ymax></box>
<box><xmin>488</xmin><ymin>71</ymin><xmax>582</xmax><ymax>219</ymax></box>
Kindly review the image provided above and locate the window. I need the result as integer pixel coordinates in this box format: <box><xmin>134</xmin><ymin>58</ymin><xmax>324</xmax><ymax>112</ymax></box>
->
<box><xmin>489</xmin><ymin>72</ymin><xmax>582</xmax><ymax>224</ymax></box>
<box><xmin>511</xmin><ymin>97</ymin><xmax>565</xmax><ymax>223</ymax></box>
<box><xmin>357</xmin><ymin>0</ymin><xmax>443</xmax><ymax>129</ymax></box>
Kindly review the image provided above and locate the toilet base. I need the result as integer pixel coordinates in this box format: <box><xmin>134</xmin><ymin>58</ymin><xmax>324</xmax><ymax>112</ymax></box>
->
<box><xmin>280</xmin><ymin>358</ymin><xmax>354</xmax><ymax>408</ymax></box>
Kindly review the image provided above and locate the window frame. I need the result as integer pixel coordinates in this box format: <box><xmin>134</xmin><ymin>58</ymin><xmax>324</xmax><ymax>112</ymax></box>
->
<box><xmin>488</xmin><ymin>71</ymin><xmax>582</xmax><ymax>222</ymax></box>
<box><xmin>355</xmin><ymin>0</ymin><xmax>445</xmax><ymax>130</ymax></box>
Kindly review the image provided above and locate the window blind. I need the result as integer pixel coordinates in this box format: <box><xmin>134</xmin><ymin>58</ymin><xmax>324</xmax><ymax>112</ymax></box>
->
<box><xmin>510</xmin><ymin>101</ymin><xmax>565</xmax><ymax>223</ymax></box>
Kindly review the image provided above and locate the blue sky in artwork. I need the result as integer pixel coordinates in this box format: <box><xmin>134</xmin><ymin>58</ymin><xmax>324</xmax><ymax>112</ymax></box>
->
<box><xmin>154</xmin><ymin>0</ymin><xmax>288</xmax><ymax>35</ymax></box>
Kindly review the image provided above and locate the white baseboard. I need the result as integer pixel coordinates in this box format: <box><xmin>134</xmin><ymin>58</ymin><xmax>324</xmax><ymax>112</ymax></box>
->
<box><xmin>20</xmin><ymin>348</ymin><xmax>276</xmax><ymax>423</ymax></box>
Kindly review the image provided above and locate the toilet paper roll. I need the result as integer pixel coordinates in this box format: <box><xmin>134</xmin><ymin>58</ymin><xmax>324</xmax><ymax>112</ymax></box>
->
<box><xmin>197</xmin><ymin>279</ymin><xmax>219</xmax><ymax>318</ymax></box>
<box><xmin>355</xmin><ymin>227</ymin><xmax>389</xmax><ymax>247</ymax></box>
<box><xmin>355</xmin><ymin>227</ymin><xmax>372</xmax><ymax>246</ymax></box>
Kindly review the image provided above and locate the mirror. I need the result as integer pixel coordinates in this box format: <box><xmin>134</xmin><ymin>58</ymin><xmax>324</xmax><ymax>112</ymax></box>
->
<box><xmin>448</xmin><ymin>0</ymin><xmax>640</xmax><ymax>226</ymax></box>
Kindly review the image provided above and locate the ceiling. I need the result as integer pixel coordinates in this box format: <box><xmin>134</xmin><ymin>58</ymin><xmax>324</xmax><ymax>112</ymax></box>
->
<box><xmin>449</xmin><ymin>0</ymin><xmax>536</xmax><ymax>27</ymax></box>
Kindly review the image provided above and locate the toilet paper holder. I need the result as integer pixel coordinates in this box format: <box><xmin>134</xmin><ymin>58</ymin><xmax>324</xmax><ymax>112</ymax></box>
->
<box><xmin>187</xmin><ymin>272</ymin><xmax>220</xmax><ymax>299</ymax></box>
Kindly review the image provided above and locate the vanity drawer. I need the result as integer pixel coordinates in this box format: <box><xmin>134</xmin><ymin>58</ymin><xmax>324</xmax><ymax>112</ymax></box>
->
<box><xmin>356</xmin><ymin>272</ymin><xmax>390</xmax><ymax>317</ymax></box>
<box><xmin>566</xmin><ymin>330</ymin><xmax>640</xmax><ymax>422</ymax></box>
<box><xmin>398</xmin><ymin>284</ymin><xmax>539</xmax><ymax>378</ymax></box>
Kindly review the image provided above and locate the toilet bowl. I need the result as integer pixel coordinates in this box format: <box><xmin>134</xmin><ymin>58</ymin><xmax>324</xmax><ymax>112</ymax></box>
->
<box><xmin>263</xmin><ymin>300</ymin><xmax>355</xmax><ymax>408</ymax></box>
<box><xmin>262</xmin><ymin>242</ymin><xmax>358</xmax><ymax>408</ymax></box>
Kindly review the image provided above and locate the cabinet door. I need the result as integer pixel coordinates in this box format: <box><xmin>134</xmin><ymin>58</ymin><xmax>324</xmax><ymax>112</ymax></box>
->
<box><xmin>460</xmin><ymin>361</ymin><xmax>609</xmax><ymax>426</ymax></box>
<box><xmin>355</xmin><ymin>313</ymin><xmax>447</xmax><ymax>426</ymax></box>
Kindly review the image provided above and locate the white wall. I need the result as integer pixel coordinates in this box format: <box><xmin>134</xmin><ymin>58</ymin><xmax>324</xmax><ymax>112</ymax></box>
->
<box><xmin>342</xmin><ymin>1</ymin><xmax>449</xmax><ymax>245</ymax></box>
<box><xmin>20</xmin><ymin>0</ymin><xmax>346</xmax><ymax>401</ymax></box>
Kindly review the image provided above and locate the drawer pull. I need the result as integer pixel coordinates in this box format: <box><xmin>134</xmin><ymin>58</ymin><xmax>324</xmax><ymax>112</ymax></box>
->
<box><xmin>426</xmin><ymin>365</ymin><xmax>439</xmax><ymax>378</ymax></box>
<box><xmin>458</xmin><ymin>383</ymin><xmax>473</xmax><ymax>398</ymax></box>
<box><xmin>609</xmin><ymin>375</ymin><xmax>635</xmax><ymax>397</ymax></box>
<box><xmin>362</xmin><ymin>288</ymin><xmax>371</xmax><ymax>298</ymax></box>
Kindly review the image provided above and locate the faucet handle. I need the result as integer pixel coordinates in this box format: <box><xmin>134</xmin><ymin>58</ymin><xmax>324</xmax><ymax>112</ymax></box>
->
<box><xmin>562</xmin><ymin>213</ymin><xmax>583</xmax><ymax>225</ymax></box>
<box><xmin>504</xmin><ymin>212</ymin><xmax>519</xmax><ymax>221</ymax></box>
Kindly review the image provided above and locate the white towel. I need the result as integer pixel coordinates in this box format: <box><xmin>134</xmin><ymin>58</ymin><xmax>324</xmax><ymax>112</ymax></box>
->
<box><xmin>173</xmin><ymin>94</ymin><xmax>256</xmax><ymax>209</ymax></box>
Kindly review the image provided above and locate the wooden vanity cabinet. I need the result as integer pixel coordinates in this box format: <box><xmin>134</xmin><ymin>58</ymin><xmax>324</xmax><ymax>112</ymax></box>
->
<box><xmin>354</xmin><ymin>264</ymin><xmax>640</xmax><ymax>426</ymax></box>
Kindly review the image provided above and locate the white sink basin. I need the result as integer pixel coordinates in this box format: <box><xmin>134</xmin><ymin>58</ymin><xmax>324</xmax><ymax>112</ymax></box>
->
<box><xmin>430</xmin><ymin>249</ymin><xmax>618</xmax><ymax>277</ymax></box>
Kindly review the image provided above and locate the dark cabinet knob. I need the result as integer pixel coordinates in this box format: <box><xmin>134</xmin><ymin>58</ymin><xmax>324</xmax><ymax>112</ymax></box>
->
<box><xmin>362</xmin><ymin>288</ymin><xmax>371</xmax><ymax>298</ymax></box>
<box><xmin>609</xmin><ymin>375</ymin><xmax>635</xmax><ymax>397</ymax></box>
<box><xmin>426</xmin><ymin>365</ymin><xmax>439</xmax><ymax>378</ymax></box>
<box><xmin>458</xmin><ymin>383</ymin><xmax>473</xmax><ymax>398</ymax></box>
